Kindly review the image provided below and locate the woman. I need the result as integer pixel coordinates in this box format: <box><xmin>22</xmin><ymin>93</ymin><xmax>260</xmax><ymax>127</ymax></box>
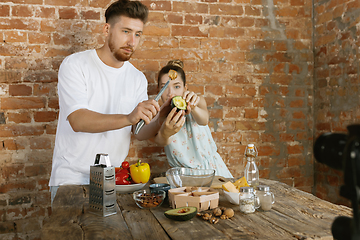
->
<box><xmin>155</xmin><ymin>60</ymin><xmax>233</xmax><ymax>178</ymax></box>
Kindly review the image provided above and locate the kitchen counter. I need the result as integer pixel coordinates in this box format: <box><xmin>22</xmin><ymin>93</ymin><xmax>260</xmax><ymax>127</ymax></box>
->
<box><xmin>41</xmin><ymin>179</ymin><xmax>352</xmax><ymax>239</ymax></box>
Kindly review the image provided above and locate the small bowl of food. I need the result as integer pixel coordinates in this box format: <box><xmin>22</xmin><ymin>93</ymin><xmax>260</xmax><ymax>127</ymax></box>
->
<box><xmin>166</xmin><ymin>167</ymin><xmax>215</xmax><ymax>188</ymax></box>
<box><xmin>133</xmin><ymin>189</ymin><xmax>166</xmax><ymax>209</ymax></box>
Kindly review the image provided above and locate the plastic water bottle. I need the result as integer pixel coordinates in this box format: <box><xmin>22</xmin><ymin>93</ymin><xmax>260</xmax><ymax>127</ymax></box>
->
<box><xmin>244</xmin><ymin>144</ymin><xmax>259</xmax><ymax>188</ymax></box>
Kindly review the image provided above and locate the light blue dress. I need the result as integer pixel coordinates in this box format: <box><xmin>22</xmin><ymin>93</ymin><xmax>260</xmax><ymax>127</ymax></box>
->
<box><xmin>164</xmin><ymin>114</ymin><xmax>233</xmax><ymax>178</ymax></box>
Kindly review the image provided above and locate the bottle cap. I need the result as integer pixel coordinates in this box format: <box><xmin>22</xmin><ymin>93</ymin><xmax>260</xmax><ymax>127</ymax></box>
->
<box><xmin>257</xmin><ymin>185</ymin><xmax>270</xmax><ymax>191</ymax></box>
<box><xmin>248</xmin><ymin>144</ymin><xmax>254</xmax><ymax>148</ymax></box>
<box><xmin>240</xmin><ymin>187</ymin><xmax>254</xmax><ymax>193</ymax></box>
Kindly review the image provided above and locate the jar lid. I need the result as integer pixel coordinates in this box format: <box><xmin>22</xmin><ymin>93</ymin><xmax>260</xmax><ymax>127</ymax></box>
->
<box><xmin>247</xmin><ymin>144</ymin><xmax>254</xmax><ymax>148</ymax></box>
<box><xmin>240</xmin><ymin>187</ymin><xmax>254</xmax><ymax>193</ymax></box>
<box><xmin>257</xmin><ymin>185</ymin><xmax>270</xmax><ymax>191</ymax></box>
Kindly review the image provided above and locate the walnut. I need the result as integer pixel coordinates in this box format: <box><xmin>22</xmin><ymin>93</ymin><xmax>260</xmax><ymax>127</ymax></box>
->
<box><xmin>223</xmin><ymin>208</ymin><xmax>234</xmax><ymax>218</ymax></box>
<box><xmin>220</xmin><ymin>215</ymin><xmax>228</xmax><ymax>220</ymax></box>
<box><xmin>213</xmin><ymin>208</ymin><xmax>222</xmax><ymax>217</ymax></box>
<box><xmin>202</xmin><ymin>213</ymin><xmax>212</xmax><ymax>221</ymax></box>
<box><xmin>210</xmin><ymin>217</ymin><xmax>219</xmax><ymax>224</ymax></box>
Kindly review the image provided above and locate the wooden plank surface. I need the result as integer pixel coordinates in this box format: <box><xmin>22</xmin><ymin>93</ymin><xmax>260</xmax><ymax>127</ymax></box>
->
<box><xmin>42</xmin><ymin>185</ymin><xmax>133</xmax><ymax>240</ymax></box>
<box><xmin>41</xmin><ymin>179</ymin><xmax>353</xmax><ymax>240</ymax></box>
<box><xmin>117</xmin><ymin>193</ymin><xmax>170</xmax><ymax>240</ymax></box>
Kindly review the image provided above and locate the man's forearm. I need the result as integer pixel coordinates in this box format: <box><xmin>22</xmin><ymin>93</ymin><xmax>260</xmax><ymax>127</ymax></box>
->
<box><xmin>68</xmin><ymin>109</ymin><xmax>132</xmax><ymax>133</ymax></box>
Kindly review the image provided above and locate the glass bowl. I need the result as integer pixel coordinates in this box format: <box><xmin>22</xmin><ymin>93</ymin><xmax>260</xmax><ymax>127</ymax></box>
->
<box><xmin>165</xmin><ymin>167</ymin><xmax>215</xmax><ymax>188</ymax></box>
<box><xmin>133</xmin><ymin>189</ymin><xmax>166</xmax><ymax>209</ymax></box>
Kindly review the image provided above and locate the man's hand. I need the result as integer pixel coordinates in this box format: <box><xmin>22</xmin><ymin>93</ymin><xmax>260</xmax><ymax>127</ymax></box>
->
<box><xmin>128</xmin><ymin>99</ymin><xmax>160</xmax><ymax>125</ymax></box>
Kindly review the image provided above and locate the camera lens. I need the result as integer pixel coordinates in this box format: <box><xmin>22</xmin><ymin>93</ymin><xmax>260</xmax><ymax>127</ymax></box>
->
<box><xmin>313</xmin><ymin>132</ymin><xmax>347</xmax><ymax>170</ymax></box>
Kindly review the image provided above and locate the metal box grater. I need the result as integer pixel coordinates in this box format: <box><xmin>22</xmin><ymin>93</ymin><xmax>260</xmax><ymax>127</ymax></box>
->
<box><xmin>89</xmin><ymin>153</ymin><xmax>117</xmax><ymax>217</ymax></box>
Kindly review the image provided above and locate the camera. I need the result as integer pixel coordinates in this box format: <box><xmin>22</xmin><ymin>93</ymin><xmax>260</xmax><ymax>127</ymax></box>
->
<box><xmin>313</xmin><ymin>124</ymin><xmax>360</xmax><ymax>240</ymax></box>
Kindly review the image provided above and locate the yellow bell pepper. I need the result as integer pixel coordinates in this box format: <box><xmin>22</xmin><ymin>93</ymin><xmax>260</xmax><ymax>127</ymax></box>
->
<box><xmin>130</xmin><ymin>160</ymin><xmax>150</xmax><ymax>184</ymax></box>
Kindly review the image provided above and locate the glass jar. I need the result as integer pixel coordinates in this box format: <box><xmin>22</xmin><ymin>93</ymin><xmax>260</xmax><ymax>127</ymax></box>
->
<box><xmin>256</xmin><ymin>185</ymin><xmax>275</xmax><ymax>211</ymax></box>
<box><xmin>239</xmin><ymin>187</ymin><xmax>260</xmax><ymax>214</ymax></box>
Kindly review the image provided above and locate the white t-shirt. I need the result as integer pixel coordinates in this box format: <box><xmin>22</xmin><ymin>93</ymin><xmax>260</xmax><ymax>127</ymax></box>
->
<box><xmin>49</xmin><ymin>49</ymin><xmax>148</xmax><ymax>186</ymax></box>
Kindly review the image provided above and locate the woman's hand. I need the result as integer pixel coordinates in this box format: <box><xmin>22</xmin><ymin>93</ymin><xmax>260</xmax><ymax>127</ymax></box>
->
<box><xmin>183</xmin><ymin>91</ymin><xmax>200</xmax><ymax>114</ymax></box>
<box><xmin>160</xmin><ymin>108</ymin><xmax>186</xmax><ymax>139</ymax></box>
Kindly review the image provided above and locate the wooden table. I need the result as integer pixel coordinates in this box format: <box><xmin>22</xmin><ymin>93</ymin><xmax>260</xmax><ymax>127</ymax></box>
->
<box><xmin>41</xmin><ymin>179</ymin><xmax>352</xmax><ymax>240</ymax></box>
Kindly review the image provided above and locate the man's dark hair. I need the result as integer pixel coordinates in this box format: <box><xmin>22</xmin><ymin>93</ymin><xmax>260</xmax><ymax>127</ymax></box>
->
<box><xmin>105</xmin><ymin>0</ymin><xmax>148</xmax><ymax>25</ymax></box>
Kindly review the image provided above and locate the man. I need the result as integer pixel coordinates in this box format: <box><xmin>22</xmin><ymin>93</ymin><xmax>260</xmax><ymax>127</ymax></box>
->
<box><xmin>49</xmin><ymin>0</ymin><xmax>165</xmax><ymax>202</ymax></box>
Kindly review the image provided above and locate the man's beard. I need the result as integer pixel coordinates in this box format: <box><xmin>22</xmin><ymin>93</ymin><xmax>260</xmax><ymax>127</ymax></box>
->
<box><xmin>108</xmin><ymin>37</ymin><xmax>134</xmax><ymax>62</ymax></box>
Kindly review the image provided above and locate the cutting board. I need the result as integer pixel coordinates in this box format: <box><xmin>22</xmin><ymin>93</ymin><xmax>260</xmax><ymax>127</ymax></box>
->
<box><xmin>153</xmin><ymin>176</ymin><xmax>230</xmax><ymax>189</ymax></box>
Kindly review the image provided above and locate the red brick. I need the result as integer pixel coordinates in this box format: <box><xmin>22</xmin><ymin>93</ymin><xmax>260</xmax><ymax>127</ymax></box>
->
<box><xmin>209</xmin><ymin>27</ymin><xmax>245</xmax><ymax>38</ymax></box>
<box><xmin>210</xmin><ymin>4</ymin><xmax>243</xmax><ymax>15</ymax></box>
<box><xmin>289</xmin><ymin>99</ymin><xmax>304</xmax><ymax>108</ymax></box>
<box><xmin>293</xmin><ymin>111</ymin><xmax>306</xmax><ymax>119</ymax></box>
<box><xmin>259</xmin><ymin>169</ymin><xmax>270</xmax><ymax>178</ymax></box>
<box><xmin>0</xmin><ymin>5</ymin><xmax>10</xmax><ymax>17</ymax></box>
<box><xmin>280</xmin><ymin>133</ymin><xmax>295</xmax><ymax>142</ymax></box>
<box><xmin>9</xmin><ymin>84</ymin><xmax>32</xmax><ymax>96</ymax></box>
<box><xmin>35</xmin><ymin>6</ymin><xmax>55</xmax><ymax>18</ymax></box>
<box><xmin>224</xmin><ymin>85</ymin><xmax>242</xmax><ymax>95</ymax></box>
<box><xmin>167</xmin><ymin>13</ymin><xmax>183</xmax><ymax>24</ymax></box>
<box><xmin>1</xmin><ymin>97</ymin><xmax>45</xmax><ymax>109</ymax></box>
<box><xmin>287</xmin><ymin>144</ymin><xmax>304</xmax><ymax>154</ymax></box>
<box><xmin>28</xmin><ymin>32</ymin><xmax>51</xmax><ymax>44</ymax></box>
<box><xmin>289</xmin><ymin>121</ymin><xmax>305</xmax><ymax>130</ymax></box>
<box><xmin>277</xmin><ymin>166</ymin><xmax>302</xmax><ymax>179</ymax></box>
<box><xmin>34</xmin><ymin>111</ymin><xmax>57</xmax><ymax>122</ymax></box>
<box><xmin>23</xmin><ymin>71</ymin><xmax>58</xmax><ymax>83</ymax></box>
<box><xmin>218</xmin><ymin>97</ymin><xmax>252</xmax><ymax>107</ymax></box>
<box><xmin>244</xmin><ymin>109</ymin><xmax>258</xmax><ymax>119</ymax></box>
<box><xmin>81</xmin><ymin>10</ymin><xmax>100</xmax><ymax>20</ymax></box>
<box><xmin>0</xmin><ymin>180</ymin><xmax>37</xmax><ymax>193</ymax></box>
<box><xmin>173</xmin><ymin>2</ymin><xmax>208</xmax><ymax>14</ymax></box>
<box><xmin>12</xmin><ymin>5</ymin><xmax>33</xmax><ymax>17</ymax></box>
<box><xmin>1</xmin><ymin>164</ymin><xmax>24</xmax><ymax>180</ymax></box>
<box><xmin>236</xmin><ymin>121</ymin><xmax>266</xmax><ymax>131</ymax></box>
<box><xmin>185</xmin><ymin>14</ymin><xmax>202</xmax><ymax>25</ymax></box>
<box><xmin>0</xmin><ymin>18</ymin><xmax>38</xmax><ymax>30</ymax></box>
<box><xmin>25</xmin><ymin>163</ymin><xmax>50</xmax><ymax>176</ymax></box>
<box><xmin>0</xmin><ymin>125</ymin><xmax>44</xmax><ymax>137</ymax></box>
<box><xmin>172</xmin><ymin>25</ymin><xmax>207</xmax><ymax>37</ymax></box>
<box><xmin>45</xmin><ymin>0</ymin><xmax>86</xmax><ymax>6</ymax></box>
<box><xmin>144</xmin><ymin>24</ymin><xmax>170</xmax><ymax>36</ymax></box>
<box><xmin>242</xmin><ymin>132</ymin><xmax>259</xmax><ymax>142</ymax></box>
<box><xmin>7</xmin><ymin>112</ymin><xmax>31</xmax><ymax>123</ymax></box>
<box><xmin>3</xmin><ymin>139</ymin><xmax>27</xmax><ymax>150</ymax></box>
<box><xmin>4</xmin><ymin>31</ymin><xmax>27</xmax><ymax>43</ymax></box>
<box><xmin>244</xmin><ymin>6</ymin><xmax>261</xmax><ymax>16</ymax></box>
<box><xmin>224</xmin><ymin>132</ymin><xmax>242</xmax><ymax>143</ymax></box>
<box><xmin>48</xmin><ymin>97</ymin><xmax>59</xmax><ymax>109</ymax></box>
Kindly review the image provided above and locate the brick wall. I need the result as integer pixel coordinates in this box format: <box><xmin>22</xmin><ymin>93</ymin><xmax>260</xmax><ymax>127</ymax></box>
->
<box><xmin>313</xmin><ymin>0</ymin><xmax>360</xmax><ymax>206</ymax></box>
<box><xmin>0</xmin><ymin>0</ymin><xmax>335</xmax><ymax>238</ymax></box>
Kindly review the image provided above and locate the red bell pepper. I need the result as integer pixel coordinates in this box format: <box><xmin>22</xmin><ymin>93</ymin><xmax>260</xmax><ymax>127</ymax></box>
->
<box><xmin>115</xmin><ymin>171</ymin><xmax>131</xmax><ymax>185</ymax></box>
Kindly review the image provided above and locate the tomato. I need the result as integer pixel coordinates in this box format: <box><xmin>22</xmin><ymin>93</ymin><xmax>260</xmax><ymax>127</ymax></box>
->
<box><xmin>121</xmin><ymin>161</ymin><xmax>130</xmax><ymax>169</ymax></box>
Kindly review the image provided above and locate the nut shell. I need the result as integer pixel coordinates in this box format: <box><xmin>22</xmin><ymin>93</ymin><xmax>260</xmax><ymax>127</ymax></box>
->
<box><xmin>223</xmin><ymin>208</ymin><xmax>234</xmax><ymax>218</ymax></box>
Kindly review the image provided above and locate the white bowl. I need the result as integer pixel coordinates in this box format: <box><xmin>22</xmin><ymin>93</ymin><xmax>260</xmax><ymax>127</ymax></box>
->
<box><xmin>116</xmin><ymin>183</ymin><xmax>146</xmax><ymax>193</ymax></box>
<box><xmin>223</xmin><ymin>190</ymin><xmax>240</xmax><ymax>205</ymax></box>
